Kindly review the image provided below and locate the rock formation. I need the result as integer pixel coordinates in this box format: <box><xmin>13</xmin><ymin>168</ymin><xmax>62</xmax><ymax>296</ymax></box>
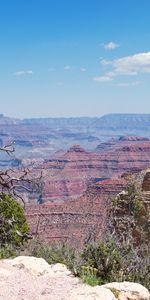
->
<box><xmin>1</xmin><ymin>113</ymin><xmax>150</xmax><ymax>162</ymax></box>
<box><xmin>110</xmin><ymin>169</ymin><xmax>150</xmax><ymax>245</ymax></box>
<box><xmin>26</xmin><ymin>189</ymin><xmax>109</xmax><ymax>249</ymax></box>
<box><xmin>26</xmin><ymin>177</ymin><xmax>127</xmax><ymax>248</ymax></box>
<box><xmin>33</xmin><ymin>139</ymin><xmax>150</xmax><ymax>203</ymax></box>
<box><xmin>0</xmin><ymin>256</ymin><xmax>149</xmax><ymax>300</ymax></box>
<box><xmin>26</xmin><ymin>169</ymin><xmax>150</xmax><ymax>249</ymax></box>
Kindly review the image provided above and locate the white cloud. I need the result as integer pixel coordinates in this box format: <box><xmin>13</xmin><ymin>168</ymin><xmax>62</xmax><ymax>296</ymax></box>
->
<box><xmin>26</xmin><ymin>70</ymin><xmax>33</xmax><ymax>74</ymax></box>
<box><xmin>14</xmin><ymin>71</ymin><xmax>25</xmax><ymax>76</ymax></box>
<box><xmin>131</xmin><ymin>81</ymin><xmax>141</xmax><ymax>86</ymax></box>
<box><xmin>94</xmin><ymin>51</ymin><xmax>150</xmax><ymax>83</ymax></box>
<box><xmin>14</xmin><ymin>70</ymin><xmax>34</xmax><ymax>76</ymax></box>
<box><xmin>80</xmin><ymin>67</ymin><xmax>87</xmax><ymax>72</ymax></box>
<box><xmin>101</xmin><ymin>52</ymin><xmax>150</xmax><ymax>76</ymax></box>
<box><xmin>93</xmin><ymin>75</ymin><xmax>113</xmax><ymax>82</ymax></box>
<box><xmin>64</xmin><ymin>65</ymin><xmax>71</xmax><ymax>70</ymax></box>
<box><xmin>118</xmin><ymin>82</ymin><xmax>129</xmax><ymax>87</ymax></box>
<box><xmin>118</xmin><ymin>81</ymin><xmax>141</xmax><ymax>87</ymax></box>
<box><xmin>103</xmin><ymin>41</ymin><xmax>120</xmax><ymax>50</ymax></box>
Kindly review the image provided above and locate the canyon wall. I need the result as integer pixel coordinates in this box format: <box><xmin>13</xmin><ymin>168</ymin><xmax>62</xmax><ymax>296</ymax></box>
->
<box><xmin>26</xmin><ymin>178</ymin><xmax>127</xmax><ymax>248</ymax></box>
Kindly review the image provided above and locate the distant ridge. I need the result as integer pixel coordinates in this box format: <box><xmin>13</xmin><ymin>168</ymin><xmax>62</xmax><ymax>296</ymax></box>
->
<box><xmin>0</xmin><ymin>113</ymin><xmax>150</xmax><ymax>140</ymax></box>
<box><xmin>0</xmin><ymin>114</ymin><xmax>19</xmax><ymax>125</ymax></box>
<box><xmin>92</xmin><ymin>113</ymin><xmax>150</xmax><ymax>131</ymax></box>
<box><xmin>1</xmin><ymin>112</ymin><xmax>150</xmax><ymax>125</ymax></box>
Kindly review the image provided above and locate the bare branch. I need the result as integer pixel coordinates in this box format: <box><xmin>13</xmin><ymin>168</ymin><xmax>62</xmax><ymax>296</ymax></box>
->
<box><xmin>0</xmin><ymin>143</ymin><xmax>15</xmax><ymax>156</ymax></box>
<box><xmin>0</xmin><ymin>145</ymin><xmax>44</xmax><ymax>208</ymax></box>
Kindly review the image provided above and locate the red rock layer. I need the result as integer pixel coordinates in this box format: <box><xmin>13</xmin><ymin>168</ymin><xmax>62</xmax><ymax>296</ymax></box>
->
<box><xmin>33</xmin><ymin>142</ymin><xmax>150</xmax><ymax>203</ymax></box>
<box><xmin>26</xmin><ymin>178</ymin><xmax>127</xmax><ymax>248</ymax></box>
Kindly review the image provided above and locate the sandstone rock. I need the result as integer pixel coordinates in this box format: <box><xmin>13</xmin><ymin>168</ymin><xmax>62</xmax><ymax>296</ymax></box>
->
<box><xmin>11</xmin><ymin>256</ymin><xmax>72</xmax><ymax>278</ymax></box>
<box><xmin>70</xmin><ymin>286</ymin><xmax>117</xmax><ymax>300</ymax></box>
<box><xmin>0</xmin><ymin>257</ymin><xmax>150</xmax><ymax>300</ymax></box>
<box><xmin>102</xmin><ymin>282</ymin><xmax>150</xmax><ymax>300</ymax></box>
<box><xmin>50</xmin><ymin>263</ymin><xmax>71</xmax><ymax>275</ymax></box>
<box><xmin>11</xmin><ymin>256</ymin><xmax>52</xmax><ymax>276</ymax></box>
<box><xmin>0</xmin><ymin>267</ymin><xmax>12</xmax><ymax>277</ymax></box>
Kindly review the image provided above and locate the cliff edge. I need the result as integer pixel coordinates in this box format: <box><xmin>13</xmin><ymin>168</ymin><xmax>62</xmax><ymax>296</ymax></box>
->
<box><xmin>0</xmin><ymin>256</ymin><xmax>149</xmax><ymax>300</ymax></box>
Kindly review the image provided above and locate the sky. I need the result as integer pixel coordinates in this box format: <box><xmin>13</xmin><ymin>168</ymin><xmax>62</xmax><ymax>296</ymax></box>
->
<box><xmin>0</xmin><ymin>0</ymin><xmax>150</xmax><ymax>118</ymax></box>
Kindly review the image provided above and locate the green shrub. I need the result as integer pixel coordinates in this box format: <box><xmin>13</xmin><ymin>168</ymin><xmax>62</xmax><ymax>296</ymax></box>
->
<box><xmin>0</xmin><ymin>193</ymin><xmax>30</xmax><ymax>255</ymax></box>
<box><xmin>0</xmin><ymin>244</ymin><xmax>18</xmax><ymax>259</ymax></box>
<box><xmin>118</xmin><ymin>240</ymin><xmax>150</xmax><ymax>290</ymax></box>
<box><xmin>81</xmin><ymin>265</ymin><xmax>99</xmax><ymax>286</ymax></box>
<box><xmin>24</xmin><ymin>238</ymin><xmax>79</xmax><ymax>274</ymax></box>
<box><xmin>23</xmin><ymin>236</ymin><xmax>150</xmax><ymax>290</ymax></box>
<box><xmin>81</xmin><ymin>274</ymin><xmax>100</xmax><ymax>286</ymax></box>
<box><xmin>81</xmin><ymin>237</ymin><xmax>150</xmax><ymax>290</ymax></box>
<box><xmin>81</xmin><ymin>238</ymin><xmax>121</xmax><ymax>284</ymax></box>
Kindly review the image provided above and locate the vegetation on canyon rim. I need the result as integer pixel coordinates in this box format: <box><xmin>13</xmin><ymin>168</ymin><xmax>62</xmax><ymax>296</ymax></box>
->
<box><xmin>0</xmin><ymin>146</ymin><xmax>149</xmax><ymax>290</ymax></box>
<box><xmin>0</xmin><ymin>193</ymin><xmax>30</xmax><ymax>258</ymax></box>
<box><xmin>0</xmin><ymin>145</ymin><xmax>35</xmax><ymax>258</ymax></box>
<box><xmin>24</xmin><ymin>233</ymin><xmax>150</xmax><ymax>290</ymax></box>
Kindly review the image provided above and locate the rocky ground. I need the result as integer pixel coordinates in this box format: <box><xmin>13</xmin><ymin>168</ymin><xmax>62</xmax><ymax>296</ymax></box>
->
<box><xmin>0</xmin><ymin>256</ymin><xmax>149</xmax><ymax>300</ymax></box>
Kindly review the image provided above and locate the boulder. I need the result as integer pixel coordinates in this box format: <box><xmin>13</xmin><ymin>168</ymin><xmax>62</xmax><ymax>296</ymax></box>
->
<box><xmin>11</xmin><ymin>255</ymin><xmax>52</xmax><ymax>276</ymax></box>
<box><xmin>71</xmin><ymin>286</ymin><xmax>117</xmax><ymax>300</ymax></box>
<box><xmin>11</xmin><ymin>256</ymin><xmax>70</xmax><ymax>276</ymax></box>
<box><xmin>102</xmin><ymin>282</ymin><xmax>150</xmax><ymax>300</ymax></box>
<box><xmin>0</xmin><ymin>257</ymin><xmax>149</xmax><ymax>300</ymax></box>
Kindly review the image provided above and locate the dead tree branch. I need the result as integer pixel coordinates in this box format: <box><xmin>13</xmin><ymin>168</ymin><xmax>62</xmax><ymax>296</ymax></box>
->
<box><xmin>0</xmin><ymin>145</ymin><xmax>43</xmax><ymax>208</ymax></box>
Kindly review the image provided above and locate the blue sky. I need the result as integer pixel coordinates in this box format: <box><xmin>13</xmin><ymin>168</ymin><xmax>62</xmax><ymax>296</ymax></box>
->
<box><xmin>0</xmin><ymin>0</ymin><xmax>150</xmax><ymax>118</ymax></box>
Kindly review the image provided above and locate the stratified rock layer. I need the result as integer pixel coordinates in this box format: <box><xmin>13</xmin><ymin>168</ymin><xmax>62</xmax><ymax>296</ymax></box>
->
<box><xmin>26</xmin><ymin>169</ymin><xmax>150</xmax><ymax>248</ymax></box>
<box><xmin>26</xmin><ymin>192</ymin><xmax>108</xmax><ymax>249</ymax></box>
<box><xmin>31</xmin><ymin>140</ymin><xmax>150</xmax><ymax>203</ymax></box>
<box><xmin>26</xmin><ymin>178</ymin><xmax>127</xmax><ymax>248</ymax></box>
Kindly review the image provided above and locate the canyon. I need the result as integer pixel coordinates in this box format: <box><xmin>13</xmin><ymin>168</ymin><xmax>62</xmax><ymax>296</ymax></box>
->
<box><xmin>1</xmin><ymin>113</ymin><xmax>150</xmax><ymax>163</ymax></box>
<box><xmin>1</xmin><ymin>113</ymin><xmax>150</xmax><ymax>247</ymax></box>
<box><xmin>31</xmin><ymin>137</ymin><xmax>150</xmax><ymax>203</ymax></box>
<box><xmin>25</xmin><ymin>137</ymin><xmax>150</xmax><ymax>248</ymax></box>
